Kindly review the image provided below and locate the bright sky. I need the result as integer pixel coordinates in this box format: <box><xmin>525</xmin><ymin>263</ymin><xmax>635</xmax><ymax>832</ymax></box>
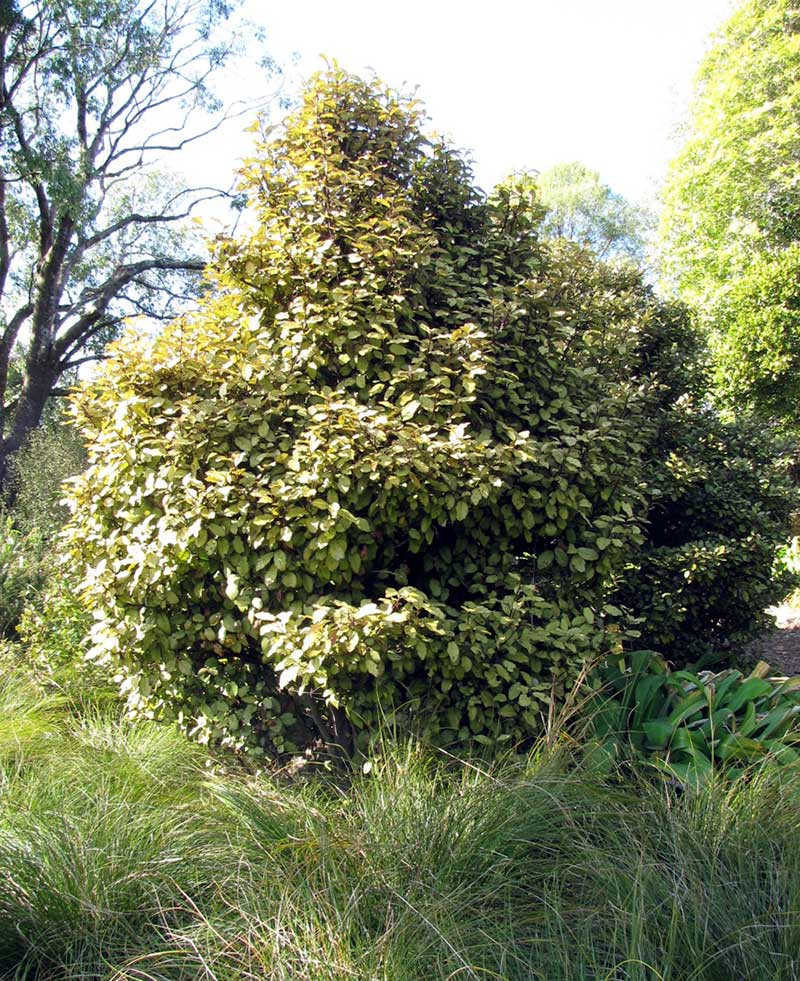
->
<box><xmin>206</xmin><ymin>0</ymin><xmax>735</xmax><ymax>210</ymax></box>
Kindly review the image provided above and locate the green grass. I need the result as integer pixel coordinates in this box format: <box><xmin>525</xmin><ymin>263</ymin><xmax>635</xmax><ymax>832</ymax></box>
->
<box><xmin>3</xmin><ymin>666</ymin><xmax>800</xmax><ymax>979</ymax></box>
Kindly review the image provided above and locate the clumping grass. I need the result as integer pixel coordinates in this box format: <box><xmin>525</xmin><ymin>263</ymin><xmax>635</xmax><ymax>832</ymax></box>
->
<box><xmin>3</xmin><ymin>669</ymin><xmax>800</xmax><ymax>980</ymax></box>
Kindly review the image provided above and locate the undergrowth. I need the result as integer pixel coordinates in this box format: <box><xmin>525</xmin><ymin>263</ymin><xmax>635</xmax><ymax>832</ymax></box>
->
<box><xmin>2</xmin><ymin>664</ymin><xmax>800</xmax><ymax>980</ymax></box>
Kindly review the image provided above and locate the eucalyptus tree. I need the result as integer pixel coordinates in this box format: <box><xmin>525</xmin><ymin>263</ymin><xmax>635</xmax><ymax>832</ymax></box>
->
<box><xmin>0</xmin><ymin>0</ymin><xmax>275</xmax><ymax>490</ymax></box>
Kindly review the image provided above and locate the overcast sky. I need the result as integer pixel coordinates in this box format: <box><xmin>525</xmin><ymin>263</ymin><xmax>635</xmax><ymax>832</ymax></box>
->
<box><xmin>197</xmin><ymin>0</ymin><xmax>735</xmax><ymax>214</ymax></box>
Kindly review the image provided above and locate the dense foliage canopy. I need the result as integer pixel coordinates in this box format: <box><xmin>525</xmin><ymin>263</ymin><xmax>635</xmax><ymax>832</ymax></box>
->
<box><xmin>660</xmin><ymin>0</ymin><xmax>800</xmax><ymax>425</ymax></box>
<box><xmin>65</xmin><ymin>70</ymin><xmax>796</xmax><ymax>757</ymax></box>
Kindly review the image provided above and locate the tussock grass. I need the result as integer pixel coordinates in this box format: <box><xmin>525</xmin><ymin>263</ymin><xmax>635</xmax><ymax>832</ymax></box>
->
<box><xmin>2</xmin><ymin>673</ymin><xmax>800</xmax><ymax>979</ymax></box>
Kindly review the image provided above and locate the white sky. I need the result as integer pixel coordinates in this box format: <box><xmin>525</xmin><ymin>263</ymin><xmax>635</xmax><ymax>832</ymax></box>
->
<box><xmin>202</xmin><ymin>0</ymin><xmax>735</xmax><ymax>210</ymax></box>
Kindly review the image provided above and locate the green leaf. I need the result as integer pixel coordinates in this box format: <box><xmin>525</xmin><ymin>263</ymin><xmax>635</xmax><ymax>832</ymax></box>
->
<box><xmin>400</xmin><ymin>400</ymin><xmax>420</xmax><ymax>420</ymax></box>
<box><xmin>355</xmin><ymin>602</ymin><xmax>379</xmax><ymax>618</ymax></box>
<box><xmin>643</xmin><ymin>718</ymin><xmax>674</xmax><ymax>749</ymax></box>
<box><xmin>279</xmin><ymin>663</ymin><xmax>301</xmax><ymax>687</ymax></box>
<box><xmin>726</xmin><ymin>678</ymin><xmax>773</xmax><ymax>713</ymax></box>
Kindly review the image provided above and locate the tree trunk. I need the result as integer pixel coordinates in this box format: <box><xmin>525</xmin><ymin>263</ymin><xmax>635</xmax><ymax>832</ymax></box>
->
<box><xmin>0</xmin><ymin>351</ymin><xmax>59</xmax><ymax>500</ymax></box>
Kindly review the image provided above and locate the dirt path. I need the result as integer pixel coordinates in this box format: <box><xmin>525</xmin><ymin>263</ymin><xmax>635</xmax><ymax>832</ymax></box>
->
<box><xmin>747</xmin><ymin>605</ymin><xmax>800</xmax><ymax>676</ymax></box>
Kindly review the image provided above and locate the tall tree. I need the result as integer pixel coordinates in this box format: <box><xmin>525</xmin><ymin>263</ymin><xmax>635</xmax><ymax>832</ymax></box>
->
<box><xmin>660</xmin><ymin>0</ymin><xmax>800</xmax><ymax>425</ymax></box>
<box><xmin>0</xmin><ymin>0</ymin><xmax>274</xmax><ymax>490</ymax></box>
<box><xmin>535</xmin><ymin>162</ymin><xmax>652</xmax><ymax>264</ymax></box>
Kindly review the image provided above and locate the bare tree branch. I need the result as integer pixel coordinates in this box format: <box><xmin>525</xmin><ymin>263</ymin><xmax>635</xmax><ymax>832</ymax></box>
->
<box><xmin>59</xmin><ymin>354</ymin><xmax>106</xmax><ymax>372</ymax></box>
<box><xmin>79</xmin><ymin>188</ymin><xmax>226</xmax><ymax>250</ymax></box>
<box><xmin>53</xmin><ymin>256</ymin><xmax>206</xmax><ymax>358</ymax></box>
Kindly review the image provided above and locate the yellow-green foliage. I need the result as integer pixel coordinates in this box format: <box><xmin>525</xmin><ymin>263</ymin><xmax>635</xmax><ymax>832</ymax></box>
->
<box><xmin>660</xmin><ymin>0</ymin><xmax>800</xmax><ymax>425</ymax></box>
<box><xmin>65</xmin><ymin>71</ymin><xmax>694</xmax><ymax>756</ymax></box>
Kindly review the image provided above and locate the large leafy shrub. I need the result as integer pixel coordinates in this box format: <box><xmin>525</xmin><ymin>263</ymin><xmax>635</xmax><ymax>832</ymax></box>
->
<box><xmin>64</xmin><ymin>71</ymin><xmax>792</xmax><ymax>757</ymax></box>
<box><xmin>64</xmin><ymin>72</ymin><xmax>654</xmax><ymax>756</ymax></box>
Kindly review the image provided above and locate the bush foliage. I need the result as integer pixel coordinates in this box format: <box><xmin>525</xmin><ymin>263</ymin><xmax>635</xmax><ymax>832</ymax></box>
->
<box><xmin>0</xmin><ymin>420</ymin><xmax>87</xmax><ymax>640</ymax></box>
<box><xmin>7</xmin><ymin>421</ymin><xmax>86</xmax><ymax>535</ymax></box>
<box><xmin>65</xmin><ymin>70</ymin><xmax>795</xmax><ymax>757</ymax></box>
<box><xmin>0</xmin><ymin>518</ymin><xmax>49</xmax><ymax>638</ymax></box>
<box><xmin>617</xmin><ymin>409</ymin><xmax>797</xmax><ymax>660</ymax></box>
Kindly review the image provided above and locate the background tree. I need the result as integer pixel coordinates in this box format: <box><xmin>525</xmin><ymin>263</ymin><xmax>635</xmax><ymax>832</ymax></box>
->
<box><xmin>535</xmin><ymin>161</ymin><xmax>652</xmax><ymax>264</ymax></box>
<box><xmin>660</xmin><ymin>0</ymin><xmax>800</xmax><ymax>426</ymax></box>
<box><xmin>0</xmin><ymin>0</ymin><xmax>276</xmax><ymax>492</ymax></box>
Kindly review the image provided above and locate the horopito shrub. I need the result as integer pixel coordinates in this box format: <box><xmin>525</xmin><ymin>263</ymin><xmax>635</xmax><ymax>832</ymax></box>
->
<box><xmin>63</xmin><ymin>71</ymin><xmax>745</xmax><ymax>757</ymax></box>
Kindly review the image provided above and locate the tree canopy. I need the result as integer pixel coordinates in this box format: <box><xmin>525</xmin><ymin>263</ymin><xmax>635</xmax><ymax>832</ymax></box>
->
<box><xmin>0</xmin><ymin>0</ymin><xmax>276</xmax><ymax>491</ymax></box>
<box><xmin>535</xmin><ymin>162</ymin><xmax>651</xmax><ymax>264</ymax></box>
<box><xmin>660</xmin><ymin>0</ymin><xmax>800</xmax><ymax>425</ymax></box>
